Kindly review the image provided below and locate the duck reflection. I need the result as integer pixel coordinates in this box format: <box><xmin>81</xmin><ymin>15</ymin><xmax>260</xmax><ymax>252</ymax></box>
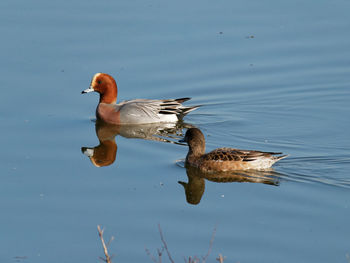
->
<box><xmin>178</xmin><ymin>127</ymin><xmax>286</xmax><ymax>205</ymax></box>
<box><xmin>179</xmin><ymin>165</ymin><xmax>280</xmax><ymax>205</ymax></box>
<box><xmin>82</xmin><ymin>120</ymin><xmax>192</xmax><ymax>167</ymax></box>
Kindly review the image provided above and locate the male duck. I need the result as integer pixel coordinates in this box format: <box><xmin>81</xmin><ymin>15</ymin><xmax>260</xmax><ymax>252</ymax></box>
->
<box><xmin>82</xmin><ymin>73</ymin><xmax>198</xmax><ymax>124</ymax></box>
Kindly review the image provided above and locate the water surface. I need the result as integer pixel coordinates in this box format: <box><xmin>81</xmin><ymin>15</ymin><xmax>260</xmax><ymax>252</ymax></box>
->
<box><xmin>1</xmin><ymin>0</ymin><xmax>350</xmax><ymax>262</ymax></box>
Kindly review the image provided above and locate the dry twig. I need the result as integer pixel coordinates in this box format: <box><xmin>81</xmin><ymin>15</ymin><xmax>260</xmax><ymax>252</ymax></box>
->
<box><xmin>158</xmin><ymin>224</ymin><xmax>175</xmax><ymax>263</ymax></box>
<box><xmin>147</xmin><ymin>225</ymin><xmax>224</xmax><ymax>263</ymax></box>
<box><xmin>216</xmin><ymin>254</ymin><xmax>225</xmax><ymax>263</ymax></box>
<box><xmin>145</xmin><ymin>247</ymin><xmax>165</xmax><ymax>263</ymax></box>
<box><xmin>202</xmin><ymin>227</ymin><xmax>217</xmax><ymax>263</ymax></box>
<box><xmin>97</xmin><ymin>225</ymin><xmax>113</xmax><ymax>263</ymax></box>
<box><xmin>184</xmin><ymin>255</ymin><xmax>200</xmax><ymax>263</ymax></box>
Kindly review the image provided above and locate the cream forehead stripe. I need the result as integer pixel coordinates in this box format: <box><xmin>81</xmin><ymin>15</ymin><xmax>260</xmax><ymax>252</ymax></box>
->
<box><xmin>91</xmin><ymin>73</ymin><xmax>103</xmax><ymax>86</ymax></box>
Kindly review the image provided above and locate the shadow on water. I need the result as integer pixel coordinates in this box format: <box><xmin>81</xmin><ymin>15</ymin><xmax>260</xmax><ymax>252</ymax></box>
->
<box><xmin>177</xmin><ymin>161</ymin><xmax>282</xmax><ymax>205</ymax></box>
<box><xmin>81</xmin><ymin>120</ymin><xmax>194</xmax><ymax>167</ymax></box>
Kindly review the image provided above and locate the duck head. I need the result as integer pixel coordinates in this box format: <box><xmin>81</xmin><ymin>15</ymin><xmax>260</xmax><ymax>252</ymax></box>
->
<box><xmin>82</xmin><ymin>73</ymin><xmax>118</xmax><ymax>104</ymax></box>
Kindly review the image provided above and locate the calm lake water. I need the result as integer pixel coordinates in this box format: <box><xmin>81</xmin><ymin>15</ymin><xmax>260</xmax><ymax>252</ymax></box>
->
<box><xmin>1</xmin><ymin>0</ymin><xmax>350</xmax><ymax>262</ymax></box>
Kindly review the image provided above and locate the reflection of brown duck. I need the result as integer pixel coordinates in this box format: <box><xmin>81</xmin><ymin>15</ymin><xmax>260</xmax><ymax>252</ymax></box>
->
<box><xmin>179</xmin><ymin>164</ymin><xmax>280</xmax><ymax>205</ymax></box>
<box><xmin>180</xmin><ymin>128</ymin><xmax>287</xmax><ymax>172</ymax></box>
<box><xmin>178</xmin><ymin>166</ymin><xmax>206</xmax><ymax>205</ymax></box>
<box><xmin>82</xmin><ymin>120</ymin><xmax>194</xmax><ymax>167</ymax></box>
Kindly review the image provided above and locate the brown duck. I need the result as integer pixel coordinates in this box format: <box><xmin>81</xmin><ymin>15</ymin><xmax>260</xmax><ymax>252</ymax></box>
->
<box><xmin>180</xmin><ymin>128</ymin><xmax>287</xmax><ymax>172</ymax></box>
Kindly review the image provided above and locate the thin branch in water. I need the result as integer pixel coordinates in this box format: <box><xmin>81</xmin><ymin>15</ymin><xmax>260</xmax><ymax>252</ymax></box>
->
<box><xmin>216</xmin><ymin>254</ymin><xmax>225</xmax><ymax>263</ymax></box>
<box><xmin>157</xmin><ymin>248</ymin><xmax>163</xmax><ymax>263</ymax></box>
<box><xmin>145</xmin><ymin>248</ymin><xmax>157</xmax><ymax>263</ymax></box>
<box><xmin>202</xmin><ymin>227</ymin><xmax>217</xmax><ymax>263</ymax></box>
<box><xmin>185</xmin><ymin>255</ymin><xmax>200</xmax><ymax>263</ymax></box>
<box><xmin>145</xmin><ymin>247</ymin><xmax>164</xmax><ymax>263</ymax></box>
<box><xmin>158</xmin><ymin>224</ymin><xmax>175</xmax><ymax>263</ymax></box>
<box><xmin>147</xmin><ymin>225</ymin><xmax>224</xmax><ymax>263</ymax></box>
<box><xmin>107</xmin><ymin>236</ymin><xmax>115</xmax><ymax>247</ymax></box>
<box><xmin>97</xmin><ymin>225</ymin><xmax>113</xmax><ymax>263</ymax></box>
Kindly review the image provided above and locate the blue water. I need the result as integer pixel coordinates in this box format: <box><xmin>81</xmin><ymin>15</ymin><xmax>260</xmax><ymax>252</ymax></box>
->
<box><xmin>1</xmin><ymin>0</ymin><xmax>350</xmax><ymax>262</ymax></box>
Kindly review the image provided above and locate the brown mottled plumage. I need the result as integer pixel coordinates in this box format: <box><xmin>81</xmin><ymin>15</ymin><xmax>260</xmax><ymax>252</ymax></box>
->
<box><xmin>181</xmin><ymin>128</ymin><xmax>287</xmax><ymax>172</ymax></box>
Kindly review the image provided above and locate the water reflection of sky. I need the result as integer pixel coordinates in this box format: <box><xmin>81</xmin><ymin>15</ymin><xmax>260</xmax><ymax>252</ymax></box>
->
<box><xmin>1</xmin><ymin>0</ymin><xmax>350</xmax><ymax>262</ymax></box>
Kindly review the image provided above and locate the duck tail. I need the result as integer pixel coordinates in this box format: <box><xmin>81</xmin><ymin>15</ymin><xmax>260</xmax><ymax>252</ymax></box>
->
<box><xmin>176</xmin><ymin>97</ymin><xmax>201</xmax><ymax>117</ymax></box>
<box><xmin>160</xmin><ymin>97</ymin><xmax>200</xmax><ymax>118</ymax></box>
<box><xmin>275</xmin><ymin>154</ymin><xmax>289</xmax><ymax>160</ymax></box>
<box><xmin>270</xmin><ymin>154</ymin><xmax>288</xmax><ymax>166</ymax></box>
<box><xmin>174</xmin><ymin>97</ymin><xmax>191</xmax><ymax>103</ymax></box>
<box><xmin>179</xmin><ymin>105</ymin><xmax>201</xmax><ymax>117</ymax></box>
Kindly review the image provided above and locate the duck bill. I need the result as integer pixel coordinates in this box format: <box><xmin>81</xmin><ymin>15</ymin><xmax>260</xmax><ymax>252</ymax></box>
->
<box><xmin>81</xmin><ymin>86</ymin><xmax>94</xmax><ymax>94</ymax></box>
<box><xmin>81</xmin><ymin>147</ymin><xmax>94</xmax><ymax>157</ymax></box>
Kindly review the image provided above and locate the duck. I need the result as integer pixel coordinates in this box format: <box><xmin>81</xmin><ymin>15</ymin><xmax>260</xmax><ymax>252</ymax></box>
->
<box><xmin>180</xmin><ymin>128</ymin><xmax>287</xmax><ymax>172</ymax></box>
<box><xmin>82</xmin><ymin>73</ymin><xmax>199</xmax><ymax>124</ymax></box>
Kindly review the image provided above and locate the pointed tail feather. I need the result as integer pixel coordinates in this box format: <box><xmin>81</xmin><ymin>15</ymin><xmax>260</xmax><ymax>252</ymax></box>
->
<box><xmin>174</xmin><ymin>97</ymin><xmax>191</xmax><ymax>103</ymax></box>
<box><xmin>179</xmin><ymin>105</ymin><xmax>201</xmax><ymax>116</ymax></box>
<box><xmin>159</xmin><ymin>97</ymin><xmax>200</xmax><ymax>119</ymax></box>
<box><xmin>275</xmin><ymin>154</ymin><xmax>288</xmax><ymax>161</ymax></box>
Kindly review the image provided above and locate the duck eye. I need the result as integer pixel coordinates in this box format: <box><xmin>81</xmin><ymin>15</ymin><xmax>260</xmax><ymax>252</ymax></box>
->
<box><xmin>97</xmin><ymin>80</ymin><xmax>102</xmax><ymax>84</ymax></box>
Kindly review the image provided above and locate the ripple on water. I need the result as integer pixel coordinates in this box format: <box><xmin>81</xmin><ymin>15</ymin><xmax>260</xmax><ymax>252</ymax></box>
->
<box><xmin>279</xmin><ymin>155</ymin><xmax>350</xmax><ymax>189</ymax></box>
